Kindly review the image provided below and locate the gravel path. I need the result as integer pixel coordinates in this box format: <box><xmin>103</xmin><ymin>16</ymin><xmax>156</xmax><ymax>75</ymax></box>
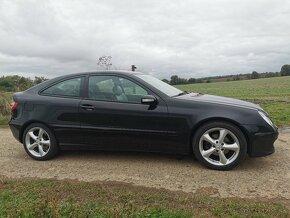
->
<box><xmin>0</xmin><ymin>127</ymin><xmax>289</xmax><ymax>206</ymax></box>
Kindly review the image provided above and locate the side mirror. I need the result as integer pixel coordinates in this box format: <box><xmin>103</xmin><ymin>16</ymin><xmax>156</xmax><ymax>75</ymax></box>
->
<box><xmin>141</xmin><ymin>95</ymin><xmax>158</xmax><ymax>105</ymax></box>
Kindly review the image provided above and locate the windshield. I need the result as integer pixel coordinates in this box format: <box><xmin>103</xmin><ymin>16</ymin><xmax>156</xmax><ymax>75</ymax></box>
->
<box><xmin>136</xmin><ymin>74</ymin><xmax>183</xmax><ymax>97</ymax></box>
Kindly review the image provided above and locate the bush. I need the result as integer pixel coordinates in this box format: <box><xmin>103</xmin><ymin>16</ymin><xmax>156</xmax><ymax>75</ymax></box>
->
<box><xmin>0</xmin><ymin>93</ymin><xmax>12</xmax><ymax>125</ymax></box>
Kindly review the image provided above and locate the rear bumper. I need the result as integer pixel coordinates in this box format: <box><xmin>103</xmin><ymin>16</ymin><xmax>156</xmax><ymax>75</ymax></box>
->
<box><xmin>9</xmin><ymin>120</ymin><xmax>22</xmax><ymax>143</ymax></box>
<box><xmin>242</xmin><ymin>125</ymin><xmax>278</xmax><ymax>157</ymax></box>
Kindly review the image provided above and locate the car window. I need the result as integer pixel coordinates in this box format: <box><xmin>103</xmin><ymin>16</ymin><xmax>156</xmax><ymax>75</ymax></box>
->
<box><xmin>88</xmin><ymin>75</ymin><xmax>148</xmax><ymax>103</ymax></box>
<box><xmin>42</xmin><ymin>77</ymin><xmax>82</xmax><ymax>97</ymax></box>
<box><xmin>136</xmin><ymin>74</ymin><xmax>183</xmax><ymax>97</ymax></box>
<box><xmin>120</xmin><ymin>78</ymin><xmax>148</xmax><ymax>96</ymax></box>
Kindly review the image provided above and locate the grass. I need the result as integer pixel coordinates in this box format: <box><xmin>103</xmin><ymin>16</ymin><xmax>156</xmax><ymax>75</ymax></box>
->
<box><xmin>0</xmin><ymin>115</ymin><xmax>9</xmax><ymax>126</ymax></box>
<box><xmin>176</xmin><ymin>76</ymin><xmax>290</xmax><ymax>126</ymax></box>
<box><xmin>0</xmin><ymin>178</ymin><xmax>288</xmax><ymax>218</ymax></box>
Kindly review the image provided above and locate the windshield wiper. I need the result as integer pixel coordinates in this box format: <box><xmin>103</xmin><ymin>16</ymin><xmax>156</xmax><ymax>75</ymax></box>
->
<box><xmin>173</xmin><ymin>91</ymin><xmax>189</xmax><ymax>97</ymax></box>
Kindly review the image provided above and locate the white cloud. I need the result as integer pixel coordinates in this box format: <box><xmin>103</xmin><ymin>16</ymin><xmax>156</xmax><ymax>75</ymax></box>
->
<box><xmin>0</xmin><ymin>0</ymin><xmax>290</xmax><ymax>79</ymax></box>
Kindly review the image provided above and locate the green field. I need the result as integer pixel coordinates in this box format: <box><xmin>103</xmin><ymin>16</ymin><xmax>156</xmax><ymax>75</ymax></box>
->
<box><xmin>0</xmin><ymin>178</ymin><xmax>288</xmax><ymax>218</ymax></box>
<box><xmin>176</xmin><ymin>76</ymin><xmax>290</xmax><ymax>126</ymax></box>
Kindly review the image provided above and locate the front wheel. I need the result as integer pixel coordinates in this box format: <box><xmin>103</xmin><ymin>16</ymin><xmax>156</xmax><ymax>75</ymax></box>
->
<box><xmin>192</xmin><ymin>121</ymin><xmax>247</xmax><ymax>170</ymax></box>
<box><xmin>23</xmin><ymin>123</ymin><xmax>59</xmax><ymax>160</ymax></box>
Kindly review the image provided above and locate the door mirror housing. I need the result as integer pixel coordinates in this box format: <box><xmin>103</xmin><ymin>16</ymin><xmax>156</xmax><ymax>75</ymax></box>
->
<box><xmin>141</xmin><ymin>95</ymin><xmax>158</xmax><ymax>105</ymax></box>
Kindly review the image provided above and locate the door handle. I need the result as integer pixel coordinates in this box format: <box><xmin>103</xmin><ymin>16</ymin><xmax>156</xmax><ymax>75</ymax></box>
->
<box><xmin>81</xmin><ymin>104</ymin><xmax>95</xmax><ymax>110</ymax></box>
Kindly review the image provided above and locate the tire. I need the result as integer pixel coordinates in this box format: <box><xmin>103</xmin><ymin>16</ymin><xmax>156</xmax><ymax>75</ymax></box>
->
<box><xmin>23</xmin><ymin>123</ymin><xmax>59</xmax><ymax>160</ymax></box>
<box><xmin>192</xmin><ymin>121</ymin><xmax>247</xmax><ymax>170</ymax></box>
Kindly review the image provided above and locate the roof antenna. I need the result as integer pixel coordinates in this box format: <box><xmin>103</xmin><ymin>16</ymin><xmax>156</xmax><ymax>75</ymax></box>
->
<box><xmin>131</xmin><ymin>65</ymin><xmax>137</xmax><ymax>71</ymax></box>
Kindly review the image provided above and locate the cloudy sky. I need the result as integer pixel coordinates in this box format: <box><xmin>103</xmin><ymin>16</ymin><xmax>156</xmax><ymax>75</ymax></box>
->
<box><xmin>0</xmin><ymin>0</ymin><xmax>290</xmax><ymax>79</ymax></box>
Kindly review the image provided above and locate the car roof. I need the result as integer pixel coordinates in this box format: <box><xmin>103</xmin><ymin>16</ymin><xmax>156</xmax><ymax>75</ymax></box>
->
<box><xmin>60</xmin><ymin>70</ymin><xmax>142</xmax><ymax>77</ymax></box>
<box><xmin>25</xmin><ymin>70</ymin><xmax>144</xmax><ymax>93</ymax></box>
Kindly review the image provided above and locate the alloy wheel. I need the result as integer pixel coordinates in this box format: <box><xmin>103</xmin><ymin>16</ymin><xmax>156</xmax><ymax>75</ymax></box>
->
<box><xmin>199</xmin><ymin>128</ymin><xmax>240</xmax><ymax>166</ymax></box>
<box><xmin>25</xmin><ymin>127</ymin><xmax>51</xmax><ymax>157</ymax></box>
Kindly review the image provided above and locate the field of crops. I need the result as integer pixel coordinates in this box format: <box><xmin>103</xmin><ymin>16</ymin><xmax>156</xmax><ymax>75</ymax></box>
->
<box><xmin>176</xmin><ymin>76</ymin><xmax>290</xmax><ymax>126</ymax></box>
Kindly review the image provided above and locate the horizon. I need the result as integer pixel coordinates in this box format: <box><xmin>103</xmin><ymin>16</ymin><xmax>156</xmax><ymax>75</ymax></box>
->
<box><xmin>0</xmin><ymin>68</ymin><xmax>282</xmax><ymax>80</ymax></box>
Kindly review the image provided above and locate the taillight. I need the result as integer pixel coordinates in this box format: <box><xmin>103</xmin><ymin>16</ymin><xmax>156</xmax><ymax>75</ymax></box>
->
<box><xmin>11</xmin><ymin>101</ymin><xmax>18</xmax><ymax>112</ymax></box>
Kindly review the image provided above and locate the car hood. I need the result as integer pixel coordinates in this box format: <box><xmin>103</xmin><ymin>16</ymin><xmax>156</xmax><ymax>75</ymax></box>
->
<box><xmin>176</xmin><ymin>93</ymin><xmax>263</xmax><ymax>111</ymax></box>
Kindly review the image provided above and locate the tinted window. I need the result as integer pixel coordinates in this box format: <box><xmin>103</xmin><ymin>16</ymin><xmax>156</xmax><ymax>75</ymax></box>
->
<box><xmin>42</xmin><ymin>77</ymin><xmax>82</xmax><ymax>97</ymax></box>
<box><xmin>88</xmin><ymin>75</ymin><xmax>148</xmax><ymax>103</ymax></box>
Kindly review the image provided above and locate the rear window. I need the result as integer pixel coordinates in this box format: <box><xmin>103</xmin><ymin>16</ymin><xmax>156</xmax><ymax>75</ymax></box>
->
<box><xmin>42</xmin><ymin>77</ymin><xmax>82</xmax><ymax>97</ymax></box>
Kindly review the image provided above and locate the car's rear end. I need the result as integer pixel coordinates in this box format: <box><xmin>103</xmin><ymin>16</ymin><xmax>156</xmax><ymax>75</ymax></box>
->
<box><xmin>9</xmin><ymin>92</ymin><xmax>25</xmax><ymax>142</ymax></box>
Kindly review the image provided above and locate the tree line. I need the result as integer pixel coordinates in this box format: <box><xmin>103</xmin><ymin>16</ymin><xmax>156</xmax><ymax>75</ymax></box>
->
<box><xmin>0</xmin><ymin>75</ymin><xmax>47</xmax><ymax>92</ymax></box>
<box><xmin>0</xmin><ymin>65</ymin><xmax>289</xmax><ymax>91</ymax></box>
<box><xmin>163</xmin><ymin>64</ymin><xmax>290</xmax><ymax>85</ymax></box>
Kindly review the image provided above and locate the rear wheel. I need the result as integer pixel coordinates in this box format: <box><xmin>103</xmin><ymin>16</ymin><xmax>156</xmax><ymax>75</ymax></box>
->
<box><xmin>23</xmin><ymin>123</ymin><xmax>59</xmax><ymax>160</ymax></box>
<box><xmin>192</xmin><ymin>121</ymin><xmax>247</xmax><ymax>170</ymax></box>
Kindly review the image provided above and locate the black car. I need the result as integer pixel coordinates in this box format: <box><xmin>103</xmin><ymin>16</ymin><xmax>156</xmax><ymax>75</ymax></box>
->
<box><xmin>9</xmin><ymin>71</ymin><xmax>278</xmax><ymax>170</ymax></box>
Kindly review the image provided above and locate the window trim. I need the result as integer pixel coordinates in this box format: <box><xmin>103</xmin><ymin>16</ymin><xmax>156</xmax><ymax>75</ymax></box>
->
<box><xmin>39</xmin><ymin>76</ymin><xmax>85</xmax><ymax>99</ymax></box>
<box><xmin>84</xmin><ymin>74</ymin><xmax>158</xmax><ymax>104</ymax></box>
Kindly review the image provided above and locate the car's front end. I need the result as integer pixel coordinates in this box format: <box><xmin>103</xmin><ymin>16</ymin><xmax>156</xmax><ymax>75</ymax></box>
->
<box><xmin>241</xmin><ymin>109</ymin><xmax>278</xmax><ymax>157</ymax></box>
<box><xmin>174</xmin><ymin>93</ymin><xmax>279</xmax><ymax>159</ymax></box>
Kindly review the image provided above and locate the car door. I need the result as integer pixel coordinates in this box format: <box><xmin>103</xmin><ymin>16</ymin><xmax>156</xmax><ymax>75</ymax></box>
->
<box><xmin>79</xmin><ymin>74</ymin><xmax>171</xmax><ymax>152</ymax></box>
<box><xmin>40</xmin><ymin>76</ymin><xmax>84</xmax><ymax>146</ymax></box>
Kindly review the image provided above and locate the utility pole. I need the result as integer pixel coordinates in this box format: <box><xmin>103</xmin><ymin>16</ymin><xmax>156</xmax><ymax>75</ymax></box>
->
<box><xmin>131</xmin><ymin>65</ymin><xmax>137</xmax><ymax>71</ymax></box>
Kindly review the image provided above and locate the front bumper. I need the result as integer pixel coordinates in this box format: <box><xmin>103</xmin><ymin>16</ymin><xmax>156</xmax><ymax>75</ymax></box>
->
<box><xmin>242</xmin><ymin>125</ymin><xmax>278</xmax><ymax>157</ymax></box>
<box><xmin>250</xmin><ymin>131</ymin><xmax>278</xmax><ymax>157</ymax></box>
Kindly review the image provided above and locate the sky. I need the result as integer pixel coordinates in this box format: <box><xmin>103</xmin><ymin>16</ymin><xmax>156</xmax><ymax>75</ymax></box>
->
<box><xmin>0</xmin><ymin>0</ymin><xmax>290</xmax><ymax>79</ymax></box>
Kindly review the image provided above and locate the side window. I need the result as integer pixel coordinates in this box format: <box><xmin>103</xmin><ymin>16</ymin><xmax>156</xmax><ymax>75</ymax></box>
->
<box><xmin>42</xmin><ymin>77</ymin><xmax>82</xmax><ymax>97</ymax></box>
<box><xmin>88</xmin><ymin>76</ymin><xmax>115</xmax><ymax>101</ymax></box>
<box><xmin>88</xmin><ymin>75</ymin><xmax>148</xmax><ymax>103</ymax></box>
<box><xmin>120</xmin><ymin>78</ymin><xmax>148</xmax><ymax>96</ymax></box>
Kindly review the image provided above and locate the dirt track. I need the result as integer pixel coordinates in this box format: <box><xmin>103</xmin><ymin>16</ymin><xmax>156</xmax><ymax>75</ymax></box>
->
<box><xmin>0</xmin><ymin>127</ymin><xmax>289</xmax><ymax>206</ymax></box>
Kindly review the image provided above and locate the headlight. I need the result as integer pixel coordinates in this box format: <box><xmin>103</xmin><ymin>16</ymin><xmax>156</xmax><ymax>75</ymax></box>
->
<box><xmin>258</xmin><ymin>110</ymin><xmax>274</xmax><ymax>127</ymax></box>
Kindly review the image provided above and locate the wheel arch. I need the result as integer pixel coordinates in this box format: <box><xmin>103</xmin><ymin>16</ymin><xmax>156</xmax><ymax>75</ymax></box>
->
<box><xmin>19</xmin><ymin>120</ymin><xmax>55</xmax><ymax>143</ymax></box>
<box><xmin>189</xmin><ymin>117</ymin><xmax>250</xmax><ymax>153</ymax></box>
